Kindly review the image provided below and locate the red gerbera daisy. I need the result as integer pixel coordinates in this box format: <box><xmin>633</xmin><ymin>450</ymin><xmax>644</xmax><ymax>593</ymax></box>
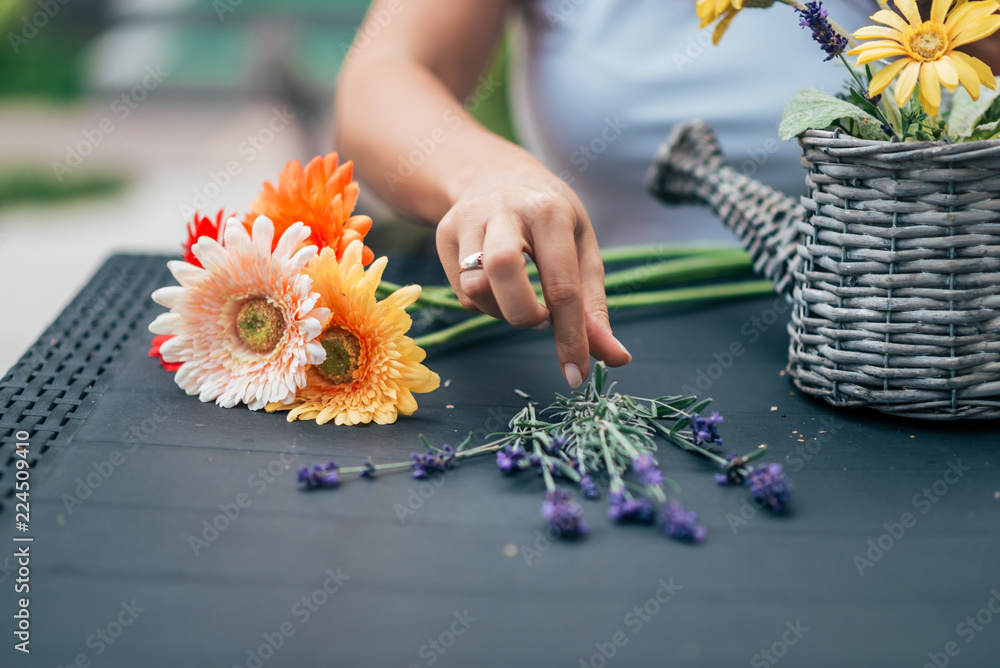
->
<box><xmin>149</xmin><ymin>334</ymin><xmax>182</xmax><ymax>372</ymax></box>
<box><xmin>183</xmin><ymin>209</ymin><xmax>229</xmax><ymax>267</ymax></box>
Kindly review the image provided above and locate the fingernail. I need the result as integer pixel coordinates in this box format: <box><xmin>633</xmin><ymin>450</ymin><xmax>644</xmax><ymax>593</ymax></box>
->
<box><xmin>563</xmin><ymin>363</ymin><xmax>583</xmax><ymax>388</ymax></box>
<box><xmin>533</xmin><ymin>319</ymin><xmax>550</xmax><ymax>331</ymax></box>
<box><xmin>615</xmin><ymin>337</ymin><xmax>632</xmax><ymax>363</ymax></box>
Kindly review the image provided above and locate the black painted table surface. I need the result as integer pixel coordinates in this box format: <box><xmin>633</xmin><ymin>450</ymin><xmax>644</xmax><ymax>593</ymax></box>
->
<box><xmin>1</xmin><ymin>254</ymin><xmax>998</xmax><ymax>668</ymax></box>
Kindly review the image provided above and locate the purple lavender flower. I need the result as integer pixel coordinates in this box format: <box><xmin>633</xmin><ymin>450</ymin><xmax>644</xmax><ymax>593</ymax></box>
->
<box><xmin>411</xmin><ymin>448</ymin><xmax>455</xmax><ymax>479</ymax></box>
<box><xmin>660</xmin><ymin>500</ymin><xmax>706</xmax><ymax>543</ymax></box>
<box><xmin>547</xmin><ymin>436</ymin><xmax>566</xmax><ymax>452</ymax></box>
<box><xmin>496</xmin><ymin>446</ymin><xmax>527</xmax><ymax>475</ymax></box>
<box><xmin>691</xmin><ymin>412</ymin><xmax>723</xmax><ymax>446</ymax></box>
<box><xmin>715</xmin><ymin>454</ymin><xmax>747</xmax><ymax>486</ymax></box>
<box><xmin>579</xmin><ymin>475</ymin><xmax>600</xmax><ymax>500</ymax></box>
<box><xmin>607</xmin><ymin>491</ymin><xmax>655</xmax><ymax>524</ymax></box>
<box><xmin>796</xmin><ymin>1</ymin><xmax>847</xmax><ymax>61</ymax></box>
<box><xmin>632</xmin><ymin>454</ymin><xmax>663</xmax><ymax>487</ymax></box>
<box><xmin>360</xmin><ymin>460</ymin><xmax>377</xmax><ymax>479</ymax></box>
<box><xmin>747</xmin><ymin>464</ymin><xmax>793</xmax><ymax>513</ymax></box>
<box><xmin>541</xmin><ymin>489</ymin><xmax>589</xmax><ymax>538</ymax></box>
<box><xmin>298</xmin><ymin>461</ymin><xmax>340</xmax><ymax>489</ymax></box>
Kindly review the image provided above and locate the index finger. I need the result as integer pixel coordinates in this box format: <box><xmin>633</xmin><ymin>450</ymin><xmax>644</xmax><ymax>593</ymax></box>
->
<box><xmin>531</xmin><ymin>212</ymin><xmax>589</xmax><ymax>388</ymax></box>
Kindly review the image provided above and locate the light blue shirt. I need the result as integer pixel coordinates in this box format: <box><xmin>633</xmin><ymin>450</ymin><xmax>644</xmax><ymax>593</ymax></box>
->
<box><xmin>510</xmin><ymin>0</ymin><xmax>879</xmax><ymax>245</ymax></box>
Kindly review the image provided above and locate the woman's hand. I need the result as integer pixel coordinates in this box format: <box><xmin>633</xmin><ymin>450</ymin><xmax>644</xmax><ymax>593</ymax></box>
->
<box><xmin>436</xmin><ymin>153</ymin><xmax>632</xmax><ymax>387</ymax></box>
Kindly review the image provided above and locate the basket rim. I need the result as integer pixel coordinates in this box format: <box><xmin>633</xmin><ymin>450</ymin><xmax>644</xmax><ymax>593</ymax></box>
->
<box><xmin>797</xmin><ymin>128</ymin><xmax>1000</xmax><ymax>161</ymax></box>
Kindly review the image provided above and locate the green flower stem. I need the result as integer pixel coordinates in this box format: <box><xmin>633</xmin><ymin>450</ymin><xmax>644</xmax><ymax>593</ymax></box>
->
<box><xmin>414</xmin><ymin>280</ymin><xmax>776</xmax><ymax>349</ymax></box>
<box><xmin>605</xmin><ymin>279</ymin><xmax>774</xmax><ymax>309</ymax></box>
<box><xmin>602</xmin><ymin>251</ymin><xmax>752</xmax><ymax>293</ymax></box>
<box><xmin>525</xmin><ymin>244</ymin><xmax>745</xmax><ymax>278</ymax></box>
<box><xmin>336</xmin><ymin>437</ymin><xmax>508</xmax><ymax>476</ymax></box>
<box><xmin>837</xmin><ymin>54</ymin><xmax>900</xmax><ymax>138</ymax></box>
<box><xmin>535</xmin><ymin>440</ymin><xmax>557</xmax><ymax>493</ymax></box>
<box><xmin>412</xmin><ymin>312</ymin><xmax>499</xmax><ymax>349</ymax></box>
<box><xmin>599</xmin><ymin>432</ymin><xmax>622</xmax><ymax>489</ymax></box>
<box><xmin>665</xmin><ymin>431</ymin><xmax>729</xmax><ymax>467</ymax></box>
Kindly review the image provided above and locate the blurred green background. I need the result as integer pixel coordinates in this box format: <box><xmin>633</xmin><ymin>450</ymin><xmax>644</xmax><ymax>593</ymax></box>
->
<box><xmin>0</xmin><ymin>0</ymin><xmax>516</xmax><ymax>209</ymax></box>
<box><xmin>0</xmin><ymin>0</ymin><xmax>516</xmax><ymax>373</ymax></box>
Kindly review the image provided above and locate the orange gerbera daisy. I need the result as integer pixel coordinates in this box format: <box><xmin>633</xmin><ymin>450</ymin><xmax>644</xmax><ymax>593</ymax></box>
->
<box><xmin>267</xmin><ymin>240</ymin><xmax>440</xmax><ymax>425</ymax></box>
<box><xmin>245</xmin><ymin>153</ymin><xmax>374</xmax><ymax>265</ymax></box>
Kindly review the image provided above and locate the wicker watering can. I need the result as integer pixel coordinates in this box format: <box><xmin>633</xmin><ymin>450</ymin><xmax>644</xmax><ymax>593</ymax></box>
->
<box><xmin>645</xmin><ymin>121</ymin><xmax>1000</xmax><ymax>420</ymax></box>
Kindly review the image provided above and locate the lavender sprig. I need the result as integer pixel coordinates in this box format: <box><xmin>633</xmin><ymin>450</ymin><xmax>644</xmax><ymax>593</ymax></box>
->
<box><xmin>297</xmin><ymin>461</ymin><xmax>340</xmax><ymax>489</ymax></box>
<box><xmin>542</xmin><ymin>489</ymin><xmax>589</xmax><ymax>538</ymax></box>
<box><xmin>296</xmin><ymin>363</ymin><xmax>793</xmax><ymax>541</ymax></box>
<box><xmin>795</xmin><ymin>1</ymin><xmax>847</xmax><ymax>61</ymax></box>
<box><xmin>747</xmin><ymin>463</ymin><xmax>793</xmax><ymax>513</ymax></box>
<box><xmin>660</xmin><ymin>501</ymin><xmax>706</xmax><ymax>543</ymax></box>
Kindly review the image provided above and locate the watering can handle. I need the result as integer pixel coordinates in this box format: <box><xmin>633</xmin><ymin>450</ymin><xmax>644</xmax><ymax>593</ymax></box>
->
<box><xmin>644</xmin><ymin>121</ymin><xmax>805</xmax><ymax>302</ymax></box>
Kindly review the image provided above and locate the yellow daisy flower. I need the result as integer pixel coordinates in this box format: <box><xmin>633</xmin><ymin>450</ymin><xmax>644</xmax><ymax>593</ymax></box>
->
<box><xmin>696</xmin><ymin>0</ymin><xmax>776</xmax><ymax>45</ymax></box>
<box><xmin>266</xmin><ymin>241</ymin><xmax>440</xmax><ymax>425</ymax></box>
<box><xmin>849</xmin><ymin>0</ymin><xmax>1000</xmax><ymax>116</ymax></box>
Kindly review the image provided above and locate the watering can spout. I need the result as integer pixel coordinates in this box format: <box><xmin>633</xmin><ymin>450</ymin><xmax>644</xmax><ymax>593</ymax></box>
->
<box><xmin>645</xmin><ymin>121</ymin><xmax>805</xmax><ymax>300</ymax></box>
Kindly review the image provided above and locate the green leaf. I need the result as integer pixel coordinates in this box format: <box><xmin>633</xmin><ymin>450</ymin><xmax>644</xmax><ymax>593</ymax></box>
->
<box><xmin>947</xmin><ymin>77</ymin><xmax>1000</xmax><ymax>140</ymax></box>
<box><xmin>779</xmin><ymin>88</ymin><xmax>887</xmax><ymax>141</ymax></box>
<box><xmin>593</xmin><ymin>361</ymin><xmax>607</xmax><ymax>394</ymax></box>
<box><xmin>969</xmin><ymin>119</ymin><xmax>1000</xmax><ymax>142</ymax></box>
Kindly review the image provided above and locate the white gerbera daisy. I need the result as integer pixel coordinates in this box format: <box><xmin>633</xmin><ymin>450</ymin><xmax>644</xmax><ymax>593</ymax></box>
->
<box><xmin>149</xmin><ymin>216</ymin><xmax>329</xmax><ymax>410</ymax></box>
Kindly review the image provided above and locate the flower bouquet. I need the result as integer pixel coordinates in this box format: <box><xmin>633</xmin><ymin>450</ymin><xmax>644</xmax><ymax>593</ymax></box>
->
<box><xmin>645</xmin><ymin>0</ymin><xmax>1000</xmax><ymax>419</ymax></box>
<box><xmin>148</xmin><ymin>155</ymin><xmax>441</xmax><ymax>425</ymax></box>
<box><xmin>146</xmin><ymin>153</ymin><xmax>798</xmax><ymax>542</ymax></box>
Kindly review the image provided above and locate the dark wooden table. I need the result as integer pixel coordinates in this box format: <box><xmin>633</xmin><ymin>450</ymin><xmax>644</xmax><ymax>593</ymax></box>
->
<box><xmin>2</xmin><ymin>254</ymin><xmax>998</xmax><ymax>667</ymax></box>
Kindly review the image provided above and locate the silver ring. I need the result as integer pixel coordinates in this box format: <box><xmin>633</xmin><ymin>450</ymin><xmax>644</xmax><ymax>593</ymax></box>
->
<box><xmin>459</xmin><ymin>252</ymin><xmax>484</xmax><ymax>273</ymax></box>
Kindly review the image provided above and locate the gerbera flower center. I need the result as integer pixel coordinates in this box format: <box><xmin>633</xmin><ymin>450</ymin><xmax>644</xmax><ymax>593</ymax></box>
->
<box><xmin>316</xmin><ymin>326</ymin><xmax>362</xmax><ymax>385</ymax></box>
<box><xmin>236</xmin><ymin>298</ymin><xmax>286</xmax><ymax>353</ymax></box>
<box><xmin>907</xmin><ymin>24</ymin><xmax>948</xmax><ymax>61</ymax></box>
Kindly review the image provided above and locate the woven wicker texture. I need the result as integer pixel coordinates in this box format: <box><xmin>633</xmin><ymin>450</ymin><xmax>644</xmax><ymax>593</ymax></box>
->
<box><xmin>0</xmin><ymin>255</ymin><xmax>170</xmax><ymax>515</ymax></box>
<box><xmin>646</xmin><ymin>121</ymin><xmax>1000</xmax><ymax>420</ymax></box>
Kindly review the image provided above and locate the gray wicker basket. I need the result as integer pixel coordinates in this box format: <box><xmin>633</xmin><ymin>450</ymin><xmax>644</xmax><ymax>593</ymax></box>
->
<box><xmin>646</xmin><ymin>121</ymin><xmax>1000</xmax><ymax>420</ymax></box>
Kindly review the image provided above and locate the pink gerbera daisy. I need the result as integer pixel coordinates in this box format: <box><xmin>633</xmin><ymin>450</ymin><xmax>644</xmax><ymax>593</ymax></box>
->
<box><xmin>149</xmin><ymin>216</ymin><xmax>330</xmax><ymax>410</ymax></box>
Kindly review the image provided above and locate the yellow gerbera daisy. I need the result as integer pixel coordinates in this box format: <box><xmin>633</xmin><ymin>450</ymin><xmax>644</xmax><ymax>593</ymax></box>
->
<box><xmin>266</xmin><ymin>241</ymin><xmax>440</xmax><ymax>425</ymax></box>
<box><xmin>696</xmin><ymin>0</ymin><xmax>776</xmax><ymax>44</ymax></box>
<box><xmin>849</xmin><ymin>0</ymin><xmax>1000</xmax><ymax>116</ymax></box>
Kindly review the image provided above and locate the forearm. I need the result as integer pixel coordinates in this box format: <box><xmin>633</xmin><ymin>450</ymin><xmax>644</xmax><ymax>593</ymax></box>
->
<box><xmin>335</xmin><ymin>54</ymin><xmax>531</xmax><ymax>224</ymax></box>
